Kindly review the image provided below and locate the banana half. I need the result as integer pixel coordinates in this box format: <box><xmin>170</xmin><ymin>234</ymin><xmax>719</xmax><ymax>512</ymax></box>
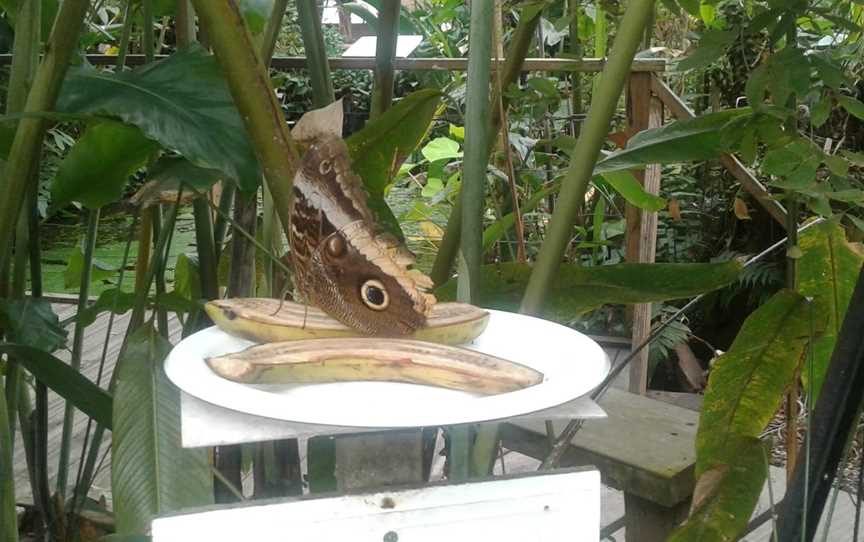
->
<box><xmin>206</xmin><ymin>338</ymin><xmax>543</xmax><ymax>395</ymax></box>
<box><xmin>205</xmin><ymin>298</ymin><xmax>490</xmax><ymax>345</ymax></box>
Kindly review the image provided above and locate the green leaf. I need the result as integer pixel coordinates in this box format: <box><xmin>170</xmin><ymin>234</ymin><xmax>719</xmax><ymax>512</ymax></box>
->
<box><xmin>677</xmin><ymin>0</ymin><xmax>701</xmax><ymax>16</ymax></box>
<box><xmin>825</xmin><ymin>154</ymin><xmax>849</xmax><ymax>177</ymax></box>
<box><xmin>347</xmin><ymin>88</ymin><xmax>442</xmax><ymax>196</ymax></box>
<box><xmin>676</xmin><ymin>29</ymin><xmax>736</xmax><ymax>71</ymax></box>
<box><xmin>100</xmin><ymin>536</ymin><xmax>151</xmax><ymax>542</ymax></box>
<box><xmin>0</xmin><ymin>344</ymin><xmax>112</xmax><ymax>428</ymax></box>
<box><xmin>797</xmin><ymin>221</ymin><xmax>864</xmax><ymax>398</ymax></box>
<box><xmin>597</xmin><ymin>171</ymin><xmax>666</xmax><ymax>211</ymax></box>
<box><xmin>78</xmin><ymin>288</ymin><xmax>137</xmax><ymax>328</ymax></box>
<box><xmin>57</xmin><ymin>46</ymin><xmax>261</xmax><ymax>193</ymax></box>
<box><xmin>64</xmin><ymin>247</ymin><xmax>118</xmax><ymax>290</ymax></box>
<box><xmin>112</xmin><ymin>326</ymin><xmax>213</xmax><ymax>534</ymax></box>
<box><xmin>0</xmin><ymin>298</ymin><xmax>67</xmax><ymax>353</ymax></box>
<box><xmin>436</xmin><ymin>261</ymin><xmax>742</xmax><ymax>321</ymax></box>
<box><xmin>838</xmin><ymin>96</ymin><xmax>864</xmax><ymax>120</ymax></box>
<box><xmin>595</xmin><ymin>109</ymin><xmax>753</xmax><ymax>173</ymax></box>
<box><xmin>346</xmin><ymin>88</ymin><xmax>442</xmax><ymax>237</ymax></box>
<box><xmin>810</xmin><ymin>94</ymin><xmax>832</xmax><ymax>128</ymax></box>
<box><xmin>668</xmin><ymin>436</ymin><xmax>767</xmax><ymax>542</ymax></box>
<box><xmin>174</xmin><ymin>253</ymin><xmax>202</xmax><ymax>301</ymax></box>
<box><xmin>810</xmin><ymin>54</ymin><xmax>846</xmax><ymax>90</ymax></box>
<box><xmin>697</xmin><ymin>290</ymin><xmax>818</xmax><ymax>474</ymax></box>
<box><xmin>448</xmin><ymin>124</ymin><xmax>465</xmax><ymax>141</ymax></box>
<box><xmin>421</xmin><ymin>137</ymin><xmax>462</xmax><ymax>162</ymax></box>
<box><xmin>51</xmin><ymin>121</ymin><xmax>159</xmax><ymax>209</ymax></box>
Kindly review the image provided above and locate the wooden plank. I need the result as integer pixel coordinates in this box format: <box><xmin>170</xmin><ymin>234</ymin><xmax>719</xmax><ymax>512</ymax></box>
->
<box><xmin>624</xmin><ymin>73</ymin><xmax>663</xmax><ymax>395</ymax></box>
<box><xmin>501</xmin><ymin>388</ymin><xmax>698</xmax><ymax>507</ymax></box>
<box><xmin>152</xmin><ymin>469</ymin><xmax>601</xmax><ymax>542</ymax></box>
<box><xmin>0</xmin><ymin>54</ymin><xmax>668</xmax><ymax>73</ymax></box>
<box><xmin>649</xmin><ymin>74</ymin><xmax>788</xmax><ymax>228</ymax></box>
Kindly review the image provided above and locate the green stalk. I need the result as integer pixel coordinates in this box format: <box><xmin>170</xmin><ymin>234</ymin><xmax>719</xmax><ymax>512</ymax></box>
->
<box><xmin>458</xmin><ymin>0</ymin><xmax>493</xmax><ymax>303</ymax></box>
<box><xmin>142</xmin><ymin>0</ymin><xmax>155</xmax><ymax>62</ymax></box>
<box><xmin>151</xmin><ymin>206</ymin><xmax>171</xmax><ymax>337</ymax></box>
<box><xmin>190</xmin><ymin>0</ymin><xmax>302</xmax><ymax>243</ymax></box>
<box><xmin>520</xmin><ymin>0</ymin><xmax>656</xmax><ymax>315</ymax></box>
<box><xmin>56</xmin><ymin>208</ymin><xmax>100</xmax><ymax>498</ymax></box>
<box><xmin>4</xmin><ymin>0</ymin><xmax>41</xmax><ymax>451</ymax></box>
<box><xmin>175</xmin><ymin>0</ymin><xmax>196</xmax><ymax>46</ymax></box>
<box><xmin>116</xmin><ymin>0</ymin><xmax>135</xmax><ymax>68</ymax></box>
<box><xmin>259</xmin><ymin>0</ymin><xmax>288</xmax><ymax>64</ymax></box>
<box><xmin>296</xmin><ymin>0</ymin><xmax>335</xmax><ymax>108</ymax></box>
<box><xmin>430</xmin><ymin>4</ymin><xmax>545</xmax><ymax>287</ymax></box>
<box><xmin>0</xmin><ymin>381</ymin><xmax>17</xmax><ymax>542</ymax></box>
<box><xmin>0</xmin><ymin>0</ymin><xmax>90</xmax><ymax>278</ymax></box>
<box><xmin>448</xmin><ymin>0</ymin><xmax>494</xmax><ymax>482</ymax></box>
<box><xmin>592</xmin><ymin>2</ymin><xmax>607</xmax><ymax>96</ymax></box>
<box><xmin>369</xmin><ymin>0</ymin><xmax>400</xmax><ymax>119</ymax></box>
<box><xmin>568</xmin><ymin>0</ymin><xmax>583</xmax><ymax>135</ymax></box>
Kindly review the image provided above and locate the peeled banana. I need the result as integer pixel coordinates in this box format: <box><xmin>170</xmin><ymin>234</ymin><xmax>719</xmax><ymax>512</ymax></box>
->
<box><xmin>206</xmin><ymin>338</ymin><xmax>543</xmax><ymax>395</ymax></box>
<box><xmin>205</xmin><ymin>298</ymin><xmax>489</xmax><ymax>345</ymax></box>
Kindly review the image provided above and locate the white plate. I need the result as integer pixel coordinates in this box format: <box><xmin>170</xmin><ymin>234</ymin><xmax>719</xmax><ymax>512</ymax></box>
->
<box><xmin>164</xmin><ymin>310</ymin><xmax>610</xmax><ymax>428</ymax></box>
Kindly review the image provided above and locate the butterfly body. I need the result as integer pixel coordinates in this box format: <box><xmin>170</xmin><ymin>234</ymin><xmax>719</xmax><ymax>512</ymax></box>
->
<box><xmin>289</xmin><ymin>136</ymin><xmax>435</xmax><ymax>335</ymax></box>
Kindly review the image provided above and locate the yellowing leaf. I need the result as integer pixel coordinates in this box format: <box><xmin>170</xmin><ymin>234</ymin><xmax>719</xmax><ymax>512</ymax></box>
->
<box><xmin>733</xmin><ymin>198</ymin><xmax>751</xmax><ymax>220</ymax></box>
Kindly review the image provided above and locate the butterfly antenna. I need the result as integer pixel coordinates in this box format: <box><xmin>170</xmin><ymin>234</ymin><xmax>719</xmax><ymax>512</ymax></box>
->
<box><xmin>270</xmin><ymin>282</ymin><xmax>292</xmax><ymax>316</ymax></box>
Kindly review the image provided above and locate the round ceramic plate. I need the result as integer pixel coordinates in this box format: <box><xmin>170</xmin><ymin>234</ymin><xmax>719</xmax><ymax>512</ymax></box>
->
<box><xmin>164</xmin><ymin>309</ymin><xmax>610</xmax><ymax>428</ymax></box>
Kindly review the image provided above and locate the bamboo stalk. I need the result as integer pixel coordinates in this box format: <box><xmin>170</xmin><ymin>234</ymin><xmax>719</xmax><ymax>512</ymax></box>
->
<box><xmin>430</xmin><ymin>4</ymin><xmax>545</xmax><ymax>287</ymax></box>
<box><xmin>175</xmin><ymin>0</ymin><xmax>196</xmax><ymax>46</ymax></box>
<box><xmin>190</xmin><ymin>0</ymin><xmax>302</xmax><ymax>243</ymax></box>
<box><xmin>369</xmin><ymin>0</ymin><xmax>400</xmax><ymax>119</ymax></box>
<box><xmin>458</xmin><ymin>0</ymin><xmax>493</xmax><ymax>304</ymax></box>
<box><xmin>0</xmin><ymin>0</ymin><xmax>90</xmax><ymax>278</ymax></box>
<box><xmin>56</xmin><ymin>208</ymin><xmax>101</xmax><ymax>497</ymax></box>
<box><xmin>296</xmin><ymin>0</ymin><xmax>335</xmax><ymax>108</ymax></box>
<box><xmin>520</xmin><ymin>0</ymin><xmax>657</xmax><ymax>315</ymax></box>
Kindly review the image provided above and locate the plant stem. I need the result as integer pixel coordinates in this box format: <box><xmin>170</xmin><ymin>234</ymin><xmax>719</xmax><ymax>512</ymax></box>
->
<box><xmin>0</xmin><ymin>0</ymin><xmax>90</xmax><ymax>278</ymax></box>
<box><xmin>190</xmin><ymin>0</ymin><xmax>302</xmax><ymax>244</ymax></box>
<box><xmin>142</xmin><ymin>0</ymin><xmax>155</xmax><ymax>62</ymax></box>
<box><xmin>56</xmin><ymin>208</ymin><xmax>100</xmax><ymax>498</ymax></box>
<box><xmin>175</xmin><ymin>0</ymin><xmax>196</xmax><ymax>46</ymax></box>
<box><xmin>568</xmin><ymin>0</ymin><xmax>583</xmax><ymax>136</ymax></box>
<box><xmin>116</xmin><ymin>0</ymin><xmax>135</xmax><ymax>68</ymax></box>
<box><xmin>296</xmin><ymin>0</ymin><xmax>335</xmax><ymax>108</ymax></box>
<box><xmin>260</xmin><ymin>0</ymin><xmax>288</xmax><ymax>63</ymax></box>
<box><xmin>370</xmin><ymin>0</ymin><xmax>400</xmax><ymax>119</ymax></box>
<box><xmin>0</xmin><ymin>380</ymin><xmax>17</xmax><ymax>542</ymax></box>
<box><xmin>193</xmin><ymin>198</ymin><xmax>219</xmax><ymax>299</ymax></box>
<box><xmin>520</xmin><ymin>0</ymin><xmax>657</xmax><ymax>315</ymax></box>
<box><xmin>458</xmin><ymin>0</ymin><xmax>493</xmax><ymax>304</ymax></box>
<box><xmin>430</xmin><ymin>4</ymin><xmax>544</xmax><ymax>286</ymax></box>
<box><xmin>213</xmin><ymin>183</ymin><xmax>235</xmax><ymax>258</ymax></box>
<box><xmin>151</xmin><ymin>206</ymin><xmax>171</xmax><ymax>337</ymax></box>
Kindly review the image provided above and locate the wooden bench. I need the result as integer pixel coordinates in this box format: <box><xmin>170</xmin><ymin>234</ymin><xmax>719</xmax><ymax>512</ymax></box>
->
<box><xmin>500</xmin><ymin>388</ymin><xmax>699</xmax><ymax>542</ymax></box>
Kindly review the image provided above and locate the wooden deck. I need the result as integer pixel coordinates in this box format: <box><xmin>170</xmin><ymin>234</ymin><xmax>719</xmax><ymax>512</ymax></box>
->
<box><xmin>8</xmin><ymin>306</ymin><xmax>861</xmax><ymax>540</ymax></box>
<box><xmin>11</xmin><ymin>304</ymin><xmax>183</xmax><ymax>505</ymax></box>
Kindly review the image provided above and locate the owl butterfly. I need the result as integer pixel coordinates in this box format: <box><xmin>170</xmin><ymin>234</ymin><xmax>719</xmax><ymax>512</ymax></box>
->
<box><xmin>288</xmin><ymin>105</ymin><xmax>436</xmax><ymax>335</ymax></box>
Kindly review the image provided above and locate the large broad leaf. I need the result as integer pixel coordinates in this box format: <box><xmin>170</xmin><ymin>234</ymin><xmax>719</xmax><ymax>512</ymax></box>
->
<box><xmin>675</xmin><ymin>29</ymin><xmax>736</xmax><ymax>71</ymax></box>
<box><xmin>0</xmin><ymin>344</ymin><xmax>112</xmax><ymax>428</ymax></box>
<box><xmin>668</xmin><ymin>436</ymin><xmax>767</xmax><ymax>542</ymax></box>
<box><xmin>697</xmin><ymin>290</ymin><xmax>818</xmax><ymax>472</ymax></box>
<box><xmin>57</xmin><ymin>46</ymin><xmax>261</xmax><ymax>193</ymax></box>
<box><xmin>112</xmin><ymin>326</ymin><xmax>213</xmax><ymax>534</ymax></box>
<box><xmin>594</xmin><ymin>109</ymin><xmax>754</xmax><ymax>174</ymax></box>
<box><xmin>676</xmin><ymin>290</ymin><xmax>820</xmax><ymax>541</ymax></box>
<box><xmin>436</xmin><ymin>261</ymin><xmax>742</xmax><ymax>321</ymax></box>
<box><xmin>797</xmin><ymin>221</ymin><xmax>864</xmax><ymax>398</ymax></box>
<box><xmin>0</xmin><ymin>298</ymin><xmax>67</xmax><ymax>352</ymax></box>
<box><xmin>51</xmin><ymin>121</ymin><xmax>159</xmax><ymax>209</ymax></box>
<box><xmin>346</xmin><ymin>89</ymin><xmax>442</xmax><ymax>235</ymax></box>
